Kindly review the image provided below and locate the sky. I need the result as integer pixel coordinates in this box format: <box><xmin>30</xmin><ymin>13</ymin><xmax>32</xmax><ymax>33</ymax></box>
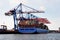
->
<box><xmin>0</xmin><ymin>0</ymin><xmax>60</xmax><ymax>30</ymax></box>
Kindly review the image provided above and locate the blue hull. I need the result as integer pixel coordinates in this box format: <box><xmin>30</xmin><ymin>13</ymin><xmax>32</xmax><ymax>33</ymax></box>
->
<box><xmin>18</xmin><ymin>28</ymin><xmax>48</xmax><ymax>33</ymax></box>
<box><xmin>36</xmin><ymin>28</ymin><xmax>49</xmax><ymax>33</ymax></box>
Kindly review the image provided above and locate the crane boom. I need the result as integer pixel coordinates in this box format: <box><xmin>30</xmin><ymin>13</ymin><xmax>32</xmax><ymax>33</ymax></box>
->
<box><xmin>5</xmin><ymin>10</ymin><xmax>44</xmax><ymax>16</ymax></box>
<box><xmin>22</xmin><ymin>11</ymin><xmax>44</xmax><ymax>13</ymax></box>
<box><xmin>5</xmin><ymin>3</ymin><xmax>44</xmax><ymax>16</ymax></box>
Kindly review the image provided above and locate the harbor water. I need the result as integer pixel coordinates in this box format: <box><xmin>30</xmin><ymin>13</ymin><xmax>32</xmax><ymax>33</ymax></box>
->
<box><xmin>0</xmin><ymin>33</ymin><xmax>60</xmax><ymax>40</ymax></box>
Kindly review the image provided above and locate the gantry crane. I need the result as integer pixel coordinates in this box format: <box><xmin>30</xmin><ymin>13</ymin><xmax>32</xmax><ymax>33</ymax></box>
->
<box><xmin>5</xmin><ymin>3</ymin><xmax>44</xmax><ymax>31</ymax></box>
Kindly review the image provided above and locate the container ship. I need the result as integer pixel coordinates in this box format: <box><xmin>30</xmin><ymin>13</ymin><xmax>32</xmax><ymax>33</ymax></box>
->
<box><xmin>5</xmin><ymin>3</ymin><xmax>50</xmax><ymax>34</ymax></box>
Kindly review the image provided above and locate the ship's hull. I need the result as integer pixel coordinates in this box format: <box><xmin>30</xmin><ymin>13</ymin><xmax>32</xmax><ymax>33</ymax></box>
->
<box><xmin>18</xmin><ymin>28</ymin><xmax>49</xmax><ymax>33</ymax></box>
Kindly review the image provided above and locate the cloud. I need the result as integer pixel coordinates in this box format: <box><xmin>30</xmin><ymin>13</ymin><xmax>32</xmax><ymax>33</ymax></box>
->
<box><xmin>8</xmin><ymin>0</ymin><xmax>19</xmax><ymax>4</ymax></box>
<box><xmin>8</xmin><ymin>0</ymin><xmax>28</xmax><ymax>5</ymax></box>
<box><xmin>47</xmin><ymin>18</ymin><xmax>60</xmax><ymax>30</ymax></box>
<box><xmin>40</xmin><ymin>6</ymin><xmax>46</xmax><ymax>11</ymax></box>
<box><xmin>20</xmin><ymin>0</ymin><xmax>28</xmax><ymax>4</ymax></box>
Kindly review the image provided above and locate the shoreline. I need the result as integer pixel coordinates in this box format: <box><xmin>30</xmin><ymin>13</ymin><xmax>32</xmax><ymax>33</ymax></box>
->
<box><xmin>0</xmin><ymin>30</ymin><xmax>60</xmax><ymax>34</ymax></box>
